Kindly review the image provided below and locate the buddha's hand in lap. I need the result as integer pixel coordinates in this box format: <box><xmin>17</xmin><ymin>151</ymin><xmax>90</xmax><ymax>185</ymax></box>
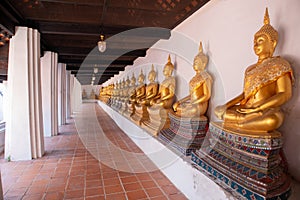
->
<box><xmin>215</xmin><ymin>105</ymin><xmax>227</xmax><ymax>119</ymax></box>
<box><xmin>173</xmin><ymin>102</ymin><xmax>179</xmax><ymax>111</ymax></box>
<box><xmin>237</xmin><ymin>107</ymin><xmax>261</xmax><ymax>114</ymax></box>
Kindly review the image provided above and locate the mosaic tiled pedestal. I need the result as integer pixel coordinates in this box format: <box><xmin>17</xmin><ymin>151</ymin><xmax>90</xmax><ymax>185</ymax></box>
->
<box><xmin>142</xmin><ymin>108</ymin><xmax>172</xmax><ymax>136</ymax></box>
<box><xmin>191</xmin><ymin>122</ymin><xmax>291</xmax><ymax>200</ymax></box>
<box><xmin>123</xmin><ymin>102</ymin><xmax>135</xmax><ymax>119</ymax></box>
<box><xmin>158</xmin><ymin>112</ymin><xmax>208</xmax><ymax>156</ymax></box>
<box><xmin>131</xmin><ymin>104</ymin><xmax>148</xmax><ymax>126</ymax></box>
<box><xmin>119</xmin><ymin>101</ymin><xmax>128</xmax><ymax>114</ymax></box>
<box><xmin>111</xmin><ymin>99</ymin><xmax>121</xmax><ymax>111</ymax></box>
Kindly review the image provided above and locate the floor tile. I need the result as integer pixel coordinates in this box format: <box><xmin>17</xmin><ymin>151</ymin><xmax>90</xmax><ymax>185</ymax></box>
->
<box><xmin>0</xmin><ymin>104</ymin><xmax>187</xmax><ymax>200</ymax></box>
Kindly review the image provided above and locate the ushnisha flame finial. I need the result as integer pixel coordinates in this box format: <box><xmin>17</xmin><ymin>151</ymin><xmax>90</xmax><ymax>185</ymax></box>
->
<box><xmin>255</xmin><ymin>7</ymin><xmax>278</xmax><ymax>42</ymax></box>
<box><xmin>264</xmin><ymin>7</ymin><xmax>270</xmax><ymax>25</ymax></box>
<box><xmin>199</xmin><ymin>41</ymin><xmax>203</xmax><ymax>53</ymax></box>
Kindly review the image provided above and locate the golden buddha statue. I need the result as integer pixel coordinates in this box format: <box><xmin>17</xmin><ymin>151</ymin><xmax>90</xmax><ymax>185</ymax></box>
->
<box><xmin>173</xmin><ymin>42</ymin><xmax>212</xmax><ymax>118</ymax></box>
<box><xmin>128</xmin><ymin>73</ymin><xmax>137</xmax><ymax>103</ymax></box>
<box><xmin>143</xmin><ymin>55</ymin><xmax>176</xmax><ymax>135</ymax></box>
<box><xmin>133</xmin><ymin>65</ymin><xmax>160</xmax><ymax>125</ymax></box>
<box><xmin>214</xmin><ymin>8</ymin><xmax>294</xmax><ymax>133</ymax></box>
<box><xmin>125</xmin><ymin>76</ymin><xmax>131</xmax><ymax>97</ymax></box>
<box><xmin>149</xmin><ymin>55</ymin><xmax>175</xmax><ymax>109</ymax></box>
<box><xmin>131</xmin><ymin>70</ymin><xmax>146</xmax><ymax>123</ymax></box>
<box><xmin>138</xmin><ymin>64</ymin><xmax>159</xmax><ymax>106</ymax></box>
<box><xmin>135</xmin><ymin>70</ymin><xmax>146</xmax><ymax>101</ymax></box>
<box><xmin>124</xmin><ymin>73</ymin><xmax>137</xmax><ymax>118</ymax></box>
<box><xmin>111</xmin><ymin>81</ymin><xmax>120</xmax><ymax>108</ymax></box>
<box><xmin>119</xmin><ymin>76</ymin><xmax>131</xmax><ymax>113</ymax></box>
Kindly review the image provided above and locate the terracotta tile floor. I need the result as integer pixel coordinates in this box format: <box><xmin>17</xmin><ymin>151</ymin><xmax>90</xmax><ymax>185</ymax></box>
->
<box><xmin>0</xmin><ymin>103</ymin><xmax>187</xmax><ymax>200</ymax></box>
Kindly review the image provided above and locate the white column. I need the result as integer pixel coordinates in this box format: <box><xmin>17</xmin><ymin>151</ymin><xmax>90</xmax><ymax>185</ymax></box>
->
<box><xmin>5</xmin><ymin>27</ymin><xmax>44</xmax><ymax>160</ymax></box>
<box><xmin>41</xmin><ymin>51</ymin><xmax>58</xmax><ymax>137</ymax></box>
<box><xmin>70</xmin><ymin>74</ymin><xmax>74</xmax><ymax>116</ymax></box>
<box><xmin>53</xmin><ymin>54</ymin><xmax>58</xmax><ymax>134</ymax></box>
<box><xmin>66</xmin><ymin>71</ymin><xmax>71</xmax><ymax>119</ymax></box>
<box><xmin>61</xmin><ymin>64</ymin><xmax>67</xmax><ymax>124</ymax></box>
<box><xmin>58</xmin><ymin>63</ymin><xmax>67</xmax><ymax>126</ymax></box>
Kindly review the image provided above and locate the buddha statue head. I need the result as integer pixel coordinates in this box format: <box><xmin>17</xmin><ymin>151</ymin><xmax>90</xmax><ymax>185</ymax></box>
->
<box><xmin>163</xmin><ymin>55</ymin><xmax>174</xmax><ymax>77</ymax></box>
<box><xmin>138</xmin><ymin>69</ymin><xmax>145</xmax><ymax>84</ymax></box>
<box><xmin>126</xmin><ymin>76</ymin><xmax>130</xmax><ymax>87</ymax></box>
<box><xmin>148</xmin><ymin>64</ymin><xmax>157</xmax><ymax>82</ymax></box>
<box><xmin>193</xmin><ymin>42</ymin><xmax>208</xmax><ymax>73</ymax></box>
<box><xmin>254</xmin><ymin>8</ymin><xmax>278</xmax><ymax>60</ymax></box>
<box><xmin>130</xmin><ymin>73</ymin><xmax>136</xmax><ymax>86</ymax></box>
<box><xmin>122</xmin><ymin>79</ymin><xmax>126</xmax><ymax>88</ymax></box>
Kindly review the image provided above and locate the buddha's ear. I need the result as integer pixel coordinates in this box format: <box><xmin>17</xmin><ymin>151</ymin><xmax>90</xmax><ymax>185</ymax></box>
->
<box><xmin>272</xmin><ymin>40</ymin><xmax>277</xmax><ymax>50</ymax></box>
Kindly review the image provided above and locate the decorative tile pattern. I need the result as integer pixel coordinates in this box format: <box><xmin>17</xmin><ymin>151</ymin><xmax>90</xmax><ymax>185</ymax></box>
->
<box><xmin>158</xmin><ymin>112</ymin><xmax>208</xmax><ymax>156</ymax></box>
<box><xmin>190</xmin><ymin>122</ymin><xmax>291</xmax><ymax>200</ymax></box>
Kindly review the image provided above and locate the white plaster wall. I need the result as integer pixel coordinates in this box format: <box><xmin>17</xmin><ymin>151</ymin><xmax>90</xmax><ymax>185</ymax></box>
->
<box><xmin>103</xmin><ymin>0</ymin><xmax>300</xmax><ymax>182</ymax></box>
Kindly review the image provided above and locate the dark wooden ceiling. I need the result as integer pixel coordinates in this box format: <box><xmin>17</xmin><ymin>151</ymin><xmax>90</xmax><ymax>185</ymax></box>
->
<box><xmin>0</xmin><ymin>0</ymin><xmax>209</xmax><ymax>85</ymax></box>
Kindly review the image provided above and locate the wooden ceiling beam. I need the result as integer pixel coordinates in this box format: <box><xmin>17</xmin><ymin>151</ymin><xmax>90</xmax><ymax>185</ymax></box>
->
<box><xmin>59</xmin><ymin>58</ymin><xmax>132</xmax><ymax>65</ymax></box>
<box><xmin>0</xmin><ymin>0</ymin><xmax>25</xmax><ymax>34</ymax></box>
<box><xmin>66</xmin><ymin>64</ymin><xmax>126</xmax><ymax>69</ymax></box>
<box><xmin>60</xmin><ymin>49</ymin><xmax>146</xmax><ymax>57</ymax></box>
<box><xmin>73</xmin><ymin>72</ymin><xmax>119</xmax><ymax>76</ymax></box>
<box><xmin>39</xmin><ymin>21</ymin><xmax>139</xmax><ymax>36</ymax></box>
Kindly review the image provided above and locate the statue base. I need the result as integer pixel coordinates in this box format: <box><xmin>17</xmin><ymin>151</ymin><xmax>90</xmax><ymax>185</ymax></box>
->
<box><xmin>142</xmin><ymin>108</ymin><xmax>171</xmax><ymax>136</ymax></box>
<box><xmin>191</xmin><ymin>122</ymin><xmax>291</xmax><ymax>200</ymax></box>
<box><xmin>111</xmin><ymin>99</ymin><xmax>122</xmax><ymax>111</ymax></box>
<box><xmin>158</xmin><ymin>112</ymin><xmax>208</xmax><ymax>156</ymax></box>
<box><xmin>99</xmin><ymin>96</ymin><xmax>110</xmax><ymax>104</ymax></box>
<box><xmin>123</xmin><ymin>103</ymin><xmax>135</xmax><ymax>119</ymax></box>
<box><xmin>119</xmin><ymin>101</ymin><xmax>128</xmax><ymax>114</ymax></box>
<box><xmin>131</xmin><ymin>105</ymin><xmax>148</xmax><ymax>126</ymax></box>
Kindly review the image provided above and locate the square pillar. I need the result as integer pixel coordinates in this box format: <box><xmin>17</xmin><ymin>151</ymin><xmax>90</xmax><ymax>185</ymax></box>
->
<box><xmin>66</xmin><ymin>71</ymin><xmax>71</xmax><ymax>119</ymax></box>
<box><xmin>41</xmin><ymin>52</ymin><xmax>58</xmax><ymax>137</ymax></box>
<box><xmin>5</xmin><ymin>27</ymin><xmax>44</xmax><ymax>160</ymax></box>
<box><xmin>58</xmin><ymin>63</ymin><xmax>67</xmax><ymax>125</ymax></box>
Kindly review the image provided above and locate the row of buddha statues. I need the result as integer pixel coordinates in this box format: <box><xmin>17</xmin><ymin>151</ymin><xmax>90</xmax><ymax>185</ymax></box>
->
<box><xmin>99</xmin><ymin>8</ymin><xmax>294</xmax><ymax>199</ymax></box>
<box><xmin>100</xmin><ymin>20</ymin><xmax>293</xmax><ymax>135</ymax></box>
<box><xmin>100</xmin><ymin>53</ymin><xmax>177</xmax><ymax>134</ymax></box>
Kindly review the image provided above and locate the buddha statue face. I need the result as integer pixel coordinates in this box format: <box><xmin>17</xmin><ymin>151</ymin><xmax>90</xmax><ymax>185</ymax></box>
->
<box><xmin>163</xmin><ymin>55</ymin><xmax>174</xmax><ymax>77</ymax></box>
<box><xmin>126</xmin><ymin>79</ymin><xmax>130</xmax><ymax>87</ymax></box>
<box><xmin>131</xmin><ymin>76</ymin><xmax>136</xmax><ymax>86</ymax></box>
<box><xmin>193</xmin><ymin>56</ymin><xmax>207</xmax><ymax>72</ymax></box>
<box><xmin>138</xmin><ymin>73</ymin><xmax>145</xmax><ymax>84</ymax></box>
<box><xmin>163</xmin><ymin>64</ymin><xmax>174</xmax><ymax>77</ymax></box>
<box><xmin>253</xmin><ymin>33</ymin><xmax>276</xmax><ymax>58</ymax></box>
<box><xmin>149</xmin><ymin>69</ymin><xmax>157</xmax><ymax>82</ymax></box>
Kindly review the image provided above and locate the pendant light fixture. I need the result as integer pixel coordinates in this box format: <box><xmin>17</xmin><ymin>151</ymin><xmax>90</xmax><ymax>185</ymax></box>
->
<box><xmin>98</xmin><ymin>0</ymin><xmax>107</xmax><ymax>53</ymax></box>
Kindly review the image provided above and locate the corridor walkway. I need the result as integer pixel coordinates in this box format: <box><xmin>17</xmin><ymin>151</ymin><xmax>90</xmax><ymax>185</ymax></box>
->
<box><xmin>0</xmin><ymin>103</ymin><xmax>186</xmax><ymax>200</ymax></box>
